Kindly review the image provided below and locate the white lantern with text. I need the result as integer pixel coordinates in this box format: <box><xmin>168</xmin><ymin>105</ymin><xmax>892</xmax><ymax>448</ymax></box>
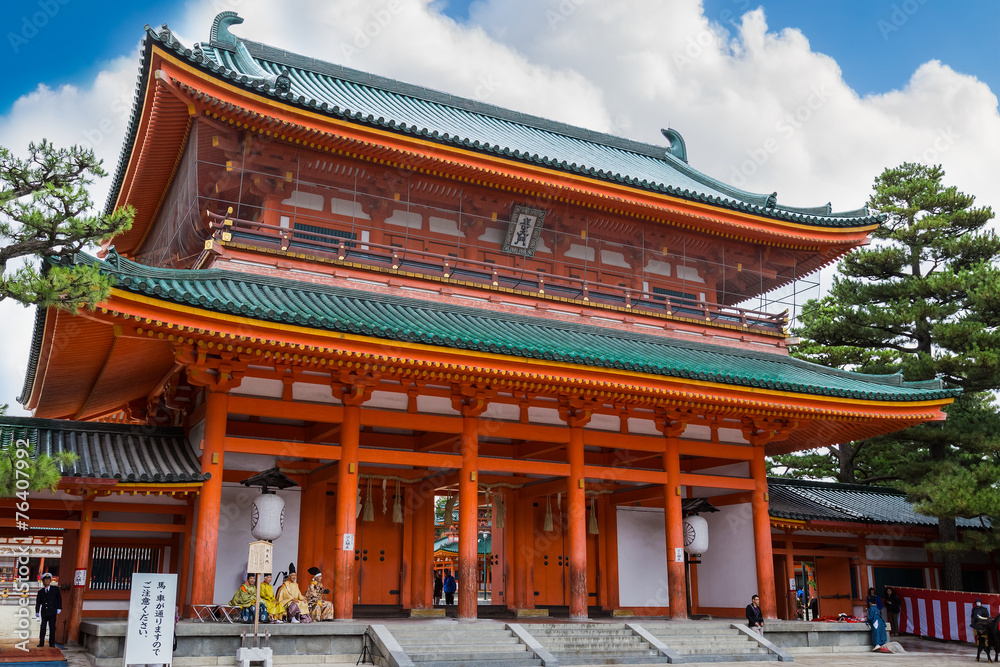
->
<box><xmin>251</xmin><ymin>492</ymin><xmax>285</xmax><ymax>541</ymax></box>
<box><xmin>683</xmin><ymin>515</ymin><xmax>708</xmax><ymax>554</ymax></box>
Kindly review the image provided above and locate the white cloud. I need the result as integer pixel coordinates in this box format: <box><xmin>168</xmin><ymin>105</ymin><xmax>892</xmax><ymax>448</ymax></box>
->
<box><xmin>1</xmin><ymin>0</ymin><xmax>998</xmax><ymax>414</ymax></box>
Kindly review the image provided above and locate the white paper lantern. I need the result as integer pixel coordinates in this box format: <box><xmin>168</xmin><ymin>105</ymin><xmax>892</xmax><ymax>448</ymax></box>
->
<box><xmin>683</xmin><ymin>515</ymin><xmax>708</xmax><ymax>554</ymax></box>
<box><xmin>251</xmin><ymin>492</ymin><xmax>285</xmax><ymax>541</ymax></box>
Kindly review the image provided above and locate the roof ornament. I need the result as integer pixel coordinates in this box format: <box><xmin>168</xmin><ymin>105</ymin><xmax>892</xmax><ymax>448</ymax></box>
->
<box><xmin>766</xmin><ymin>192</ymin><xmax>778</xmax><ymax>208</ymax></box>
<box><xmin>157</xmin><ymin>23</ymin><xmax>174</xmax><ymax>46</ymax></box>
<box><xmin>105</xmin><ymin>246</ymin><xmax>121</xmax><ymax>271</ymax></box>
<box><xmin>210</xmin><ymin>11</ymin><xmax>243</xmax><ymax>50</ymax></box>
<box><xmin>275</xmin><ymin>69</ymin><xmax>292</xmax><ymax>94</ymax></box>
<box><xmin>660</xmin><ymin>128</ymin><xmax>688</xmax><ymax>163</ymax></box>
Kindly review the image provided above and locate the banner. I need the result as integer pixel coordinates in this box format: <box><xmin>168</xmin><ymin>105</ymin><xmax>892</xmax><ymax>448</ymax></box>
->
<box><xmin>124</xmin><ymin>573</ymin><xmax>177</xmax><ymax>666</ymax></box>
<box><xmin>896</xmin><ymin>587</ymin><xmax>1000</xmax><ymax>643</ymax></box>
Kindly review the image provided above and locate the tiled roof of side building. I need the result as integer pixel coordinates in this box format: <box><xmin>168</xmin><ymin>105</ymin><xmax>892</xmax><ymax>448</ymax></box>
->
<box><xmin>0</xmin><ymin>416</ymin><xmax>207</xmax><ymax>484</ymax></box>
<box><xmin>20</xmin><ymin>252</ymin><xmax>958</xmax><ymax>407</ymax></box>
<box><xmin>767</xmin><ymin>477</ymin><xmax>987</xmax><ymax>528</ymax></box>
<box><xmin>106</xmin><ymin>13</ymin><xmax>880</xmax><ymax>230</ymax></box>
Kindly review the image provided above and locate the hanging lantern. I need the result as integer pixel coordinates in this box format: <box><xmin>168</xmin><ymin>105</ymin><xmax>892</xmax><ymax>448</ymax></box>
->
<box><xmin>251</xmin><ymin>492</ymin><xmax>285</xmax><ymax>541</ymax></box>
<box><xmin>683</xmin><ymin>515</ymin><xmax>709</xmax><ymax>554</ymax></box>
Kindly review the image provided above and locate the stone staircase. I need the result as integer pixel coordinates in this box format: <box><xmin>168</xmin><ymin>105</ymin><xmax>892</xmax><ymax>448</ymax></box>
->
<box><xmin>641</xmin><ymin>621</ymin><xmax>778</xmax><ymax>662</ymax></box>
<box><xmin>388</xmin><ymin>623</ymin><xmax>543</xmax><ymax>667</ymax></box>
<box><xmin>528</xmin><ymin>622</ymin><xmax>667</xmax><ymax>664</ymax></box>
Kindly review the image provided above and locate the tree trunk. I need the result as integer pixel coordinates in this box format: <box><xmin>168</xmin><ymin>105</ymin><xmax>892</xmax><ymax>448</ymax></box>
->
<box><xmin>938</xmin><ymin>516</ymin><xmax>963</xmax><ymax>591</ymax></box>
<box><xmin>837</xmin><ymin>443</ymin><xmax>856</xmax><ymax>483</ymax></box>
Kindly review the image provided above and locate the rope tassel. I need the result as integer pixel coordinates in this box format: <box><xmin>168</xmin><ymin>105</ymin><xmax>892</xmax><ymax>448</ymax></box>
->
<box><xmin>493</xmin><ymin>492</ymin><xmax>506</xmax><ymax>529</ymax></box>
<box><xmin>392</xmin><ymin>481</ymin><xmax>403</xmax><ymax>524</ymax></box>
<box><xmin>544</xmin><ymin>495</ymin><xmax>553</xmax><ymax>532</ymax></box>
<box><xmin>382</xmin><ymin>479</ymin><xmax>388</xmax><ymax>515</ymax></box>
<box><xmin>589</xmin><ymin>502</ymin><xmax>599</xmax><ymax>535</ymax></box>
<box><xmin>363</xmin><ymin>478</ymin><xmax>374</xmax><ymax>522</ymax></box>
<box><xmin>356</xmin><ymin>486</ymin><xmax>362</xmax><ymax>519</ymax></box>
<box><xmin>444</xmin><ymin>494</ymin><xmax>456</xmax><ymax>526</ymax></box>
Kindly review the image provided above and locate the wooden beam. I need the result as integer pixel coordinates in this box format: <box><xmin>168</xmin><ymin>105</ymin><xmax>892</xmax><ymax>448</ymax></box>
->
<box><xmin>609</xmin><ymin>485</ymin><xmax>661</xmax><ymax>505</ymax></box>
<box><xmin>307</xmin><ymin>422</ymin><xmax>341</xmax><ymax>444</ymax></box>
<box><xmin>225</xmin><ymin>436</ymin><xmax>343</xmax><ymax>461</ymax></box>
<box><xmin>680</xmin><ymin>473</ymin><xmax>755</xmax><ymax>491</ymax></box>
<box><xmin>516</xmin><ymin>441</ymin><xmax>565</xmax><ymax>459</ymax></box>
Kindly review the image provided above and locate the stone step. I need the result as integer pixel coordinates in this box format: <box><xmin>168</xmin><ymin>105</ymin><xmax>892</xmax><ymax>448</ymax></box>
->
<box><xmin>390</xmin><ymin>625</ymin><xmax>515</xmax><ymax>636</ymax></box>
<box><xmin>397</xmin><ymin>642</ymin><xmax>528</xmax><ymax>653</ymax></box>
<box><xmin>407</xmin><ymin>650</ymin><xmax>536</xmax><ymax>662</ymax></box>
<box><xmin>673</xmin><ymin>646</ymin><xmax>770</xmax><ymax>655</ymax></box>
<box><xmin>529</xmin><ymin>623</ymin><xmax>628</xmax><ymax>630</ymax></box>
<box><xmin>540</xmin><ymin>638</ymin><xmax>651</xmax><ymax>651</ymax></box>
<box><xmin>660</xmin><ymin>636</ymin><xmax>755</xmax><ymax>646</ymax></box>
<box><xmin>680</xmin><ymin>655</ymin><xmax>780</xmax><ymax>663</ymax></box>
<box><xmin>551</xmin><ymin>648</ymin><xmax>661</xmax><ymax>659</ymax></box>
<box><xmin>408</xmin><ymin>659</ymin><xmax>541</xmax><ymax>667</ymax></box>
<box><xmin>528</xmin><ymin>627</ymin><xmax>635</xmax><ymax>636</ymax></box>
<box><xmin>642</xmin><ymin>624</ymin><xmax>745</xmax><ymax>634</ymax></box>
<box><xmin>550</xmin><ymin>657</ymin><xmax>666</xmax><ymax>666</ymax></box>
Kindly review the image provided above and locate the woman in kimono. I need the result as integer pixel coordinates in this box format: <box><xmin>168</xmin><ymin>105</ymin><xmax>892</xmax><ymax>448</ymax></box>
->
<box><xmin>275</xmin><ymin>566</ymin><xmax>310</xmax><ymax>623</ymax></box>
<box><xmin>305</xmin><ymin>567</ymin><xmax>335</xmax><ymax>621</ymax></box>
<box><xmin>259</xmin><ymin>574</ymin><xmax>284</xmax><ymax>622</ymax></box>
<box><xmin>866</xmin><ymin>602</ymin><xmax>887</xmax><ymax>651</ymax></box>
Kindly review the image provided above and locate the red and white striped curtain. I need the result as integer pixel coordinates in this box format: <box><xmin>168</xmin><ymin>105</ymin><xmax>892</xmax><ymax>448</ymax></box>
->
<box><xmin>896</xmin><ymin>587</ymin><xmax>1000</xmax><ymax>643</ymax></box>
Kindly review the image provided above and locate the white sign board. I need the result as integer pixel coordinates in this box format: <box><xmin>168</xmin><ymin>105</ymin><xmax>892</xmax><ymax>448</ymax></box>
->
<box><xmin>674</xmin><ymin>547</ymin><xmax>685</xmax><ymax>563</ymax></box>
<box><xmin>342</xmin><ymin>533</ymin><xmax>355</xmax><ymax>551</ymax></box>
<box><xmin>247</xmin><ymin>540</ymin><xmax>273</xmax><ymax>574</ymax></box>
<box><xmin>124</xmin><ymin>573</ymin><xmax>176</xmax><ymax>666</ymax></box>
<box><xmin>790</xmin><ymin>577</ymin><xmax>797</xmax><ymax>591</ymax></box>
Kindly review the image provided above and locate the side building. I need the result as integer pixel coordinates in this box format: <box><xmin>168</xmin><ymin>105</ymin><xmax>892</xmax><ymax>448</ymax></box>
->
<box><xmin>5</xmin><ymin>12</ymin><xmax>963</xmax><ymax>639</ymax></box>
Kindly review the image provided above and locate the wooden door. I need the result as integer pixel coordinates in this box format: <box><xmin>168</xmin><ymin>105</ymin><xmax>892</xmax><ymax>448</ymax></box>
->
<box><xmin>353</xmin><ymin>485</ymin><xmax>403</xmax><ymax>605</ymax></box>
<box><xmin>816</xmin><ymin>557</ymin><xmax>853</xmax><ymax>617</ymax></box>
<box><xmin>531</xmin><ymin>498</ymin><xmax>566</xmax><ymax>606</ymax></box>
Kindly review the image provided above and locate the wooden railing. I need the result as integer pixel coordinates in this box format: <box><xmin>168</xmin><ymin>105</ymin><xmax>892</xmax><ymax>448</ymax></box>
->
<box><xmin>207</xmin><ymin>212</ymin><xmax>787</xmax><ymax>334</ymax></box>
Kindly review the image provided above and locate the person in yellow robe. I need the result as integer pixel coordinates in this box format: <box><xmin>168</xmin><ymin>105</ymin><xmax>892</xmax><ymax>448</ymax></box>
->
<box><xmin>305</xmin><ymin>567</ymin><xmax>334</xmax><ymax>621</ymax></box>
<box><xmin>275</xmin><ymin>568</ymin><xmax>310</xmax><ymax>623</ymax></box>
<box><xmin>259</xmin><ymin>574</ymin><xmax>284</xmax><ymax>622</ymax></box>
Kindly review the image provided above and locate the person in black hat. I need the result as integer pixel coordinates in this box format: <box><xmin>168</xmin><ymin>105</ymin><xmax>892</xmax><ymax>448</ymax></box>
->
<box><xmin>304</xmin><ymin>567</ymin><xmax>334</xmax><ymax>621</ymax></box>
<box><xmin>34</xmin><ymin>573</ymin><xmax>62</xmax><ymax>648</ymax></box>
<box><xmin>972</xmin><ymin>598</ymin><xmax>992</xmax><ymax>660</ymax></box>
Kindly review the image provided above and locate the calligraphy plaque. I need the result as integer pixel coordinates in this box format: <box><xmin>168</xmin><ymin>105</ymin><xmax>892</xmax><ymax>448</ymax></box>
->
<box><xmin>247</xmin><ymin>540</ymin><xmax>273</xmax><ymax>574</ymax></box>
<box><xmin>502</xmin><ymin>205</ymin><xmax>547</xmax><ymax>257</ymax></box>
<box><xmin>124</xmin><ymin>572</ymin><xmax>177</xmax><ymax>666</ymax></box>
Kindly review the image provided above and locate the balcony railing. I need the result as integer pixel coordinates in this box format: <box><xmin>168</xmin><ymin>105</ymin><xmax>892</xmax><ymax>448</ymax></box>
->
<box><xmin>207</xmin><ymin>213</ymin><xmax>787</xmax><ymax>335</ymax></box>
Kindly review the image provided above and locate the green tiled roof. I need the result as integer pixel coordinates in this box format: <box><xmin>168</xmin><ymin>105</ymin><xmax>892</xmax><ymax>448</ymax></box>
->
<box><xmin>768</xmin><ymin>477</ymin><xmax>986</xmax><ymax>528</ymax></box>
<box><xmin>21</xmin><ymin>252</ymin><xmax>956</xmax><ymax>406</ymax></box>
<box><xmin>434</xmin><ymin>534</ymin><xmax>491</xmax><ymax>555</ymax></box>
<box><xmin>0</xmin><ymin>416</ymin><xmax>206</xmax><ymax>483</ymax></box>
<box><xmin>106</xmin><ymin>15</ymin><xmax>880</xmax><ymax>230</ymax></box>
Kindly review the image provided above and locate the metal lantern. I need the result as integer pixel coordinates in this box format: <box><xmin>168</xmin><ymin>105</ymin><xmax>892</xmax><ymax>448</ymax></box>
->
<box><xmin>683</xmin><ymin>515</ymin><xmax>709</xmax><ymax>554</ymax></box>
<box><xmin>251</xmin><ymin>492</ymin><xmax>285</xmax><ymax>541</ymax></box>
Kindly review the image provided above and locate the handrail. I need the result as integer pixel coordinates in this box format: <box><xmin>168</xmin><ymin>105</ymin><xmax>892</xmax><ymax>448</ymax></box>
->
<box><xmin>207</xmin><ymin>212</ymin><xmax>787</xmax><ymax>333</ymax></box>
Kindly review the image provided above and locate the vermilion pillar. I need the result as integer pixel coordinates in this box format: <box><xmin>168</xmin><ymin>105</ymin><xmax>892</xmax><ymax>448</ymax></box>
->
<box><xmin>784</xmin><ymin>546</ymin><xmax>796</xmax><ymax>620</ymax></box>
<box><xmin>190</xmin><ymin>389</ymin><xmax>228</xmax><ymax>607</ymax></box>
<box><xmin>751</xmin><ymin>444</ymin><xmax>777</xmax><ymax>619</ymax></box>
<box><xmin>67</xmin><ymin>497</ymin><xmax>93</xmax><ymax>642</ymax></box>
<box><xmin>334</xmin><ymin>395</ymin><xmax>363</xmax><ymax>619</ymax></box>
<box><xmin>458</xmin><ymin>410</ymin><xmax>480</xmax><ymax>619</ymax></box>
<box><xmin>663</xmin><ymin>436</ymin><xmax>687</xmax><ymax>618</ymax></box>
<box><xmin>566</xmin><ymin>421</ymin><xmax>589</xmax><ymax>620</ymax></box>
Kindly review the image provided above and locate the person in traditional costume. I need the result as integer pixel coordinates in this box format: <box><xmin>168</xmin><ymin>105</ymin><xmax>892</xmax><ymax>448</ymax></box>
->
<box><xmin>305</xmin><ymin>567</ymin><xmax>335</xmax><ymax>621</ymax></box>
<box><xmin>228</xmin><ymin>574</ymin><xmax>262</xmax><ymax>622</ymax></box>
<box><xmin>259</xmin><ymin>574</ymin><xmax>284</xmax><ymax>623</ymax></box>
<box><xmin>275</xmin><ymin>564</ymin><xmax>311</xmax><ymax>623</ymax></box>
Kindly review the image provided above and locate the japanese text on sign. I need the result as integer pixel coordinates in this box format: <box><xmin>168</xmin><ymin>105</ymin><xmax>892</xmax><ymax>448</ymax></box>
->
<box><xmin>124</xmin><ymin>573</ymin><xmax>176</xmax><ymax>666</ymax></box>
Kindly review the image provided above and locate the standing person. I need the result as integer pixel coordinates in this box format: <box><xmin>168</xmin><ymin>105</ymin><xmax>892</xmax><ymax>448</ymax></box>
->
<box><xmin>883</xmin><ymin>587</ymin><xmax>900</xmax><ymax>635</ymax></box>
<box><xmin>745</xmin><ymin>594</ymin><xmax>764</xmax><ymax>635</ymax></box>
<box><xmin>442</xmin><ymin>569</ymin><xmax>457</xmax><ymax>606</ymax></box>
<box><xmin>34</xmin><ymin>573</ymin><xmax>61</xmax><ymax>648</ymax></box>
<box><xmin>865</xmin><ymin>587</ymin><xmax>883</xmax><ymax>614</ymax></box>
<box><xmin>971</xmin><ymin>598</ymin><xmax>992</xmax><ymax>661</ymax></box>
<box><xmin>866</xmin><ymin>602</ymin><xmax>887</xmax><ymax>651</ymax></box>
<box><xmin>432</xmin><ymin>571</ymin><xmax>443</xmax><ymax>606</ymax></box>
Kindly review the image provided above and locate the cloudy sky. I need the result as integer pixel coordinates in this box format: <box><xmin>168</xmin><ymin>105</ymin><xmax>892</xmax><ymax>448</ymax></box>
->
<box><xmin>2</xmin><ymin>0</ymin><xmax>998</xmax><ymax>415</ymax></box>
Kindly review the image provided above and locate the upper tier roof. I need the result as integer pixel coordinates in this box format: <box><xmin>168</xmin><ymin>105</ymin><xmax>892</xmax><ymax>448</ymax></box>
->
<box><xmin>20</xmin><ymin>252</ymin><xmax>956</xmax><ymax>407</ymax></box>
<box><xmin>107</xmin><ymin>13</ymin><xmax>879</xmax><ymax>230</ymax></box>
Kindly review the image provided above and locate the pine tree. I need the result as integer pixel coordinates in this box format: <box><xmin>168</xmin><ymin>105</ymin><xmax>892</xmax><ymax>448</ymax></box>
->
<box><xmin>1</xmin><ymin>140</ymin><xmax>133</xmax><ymax>312</ymax></box>
<box><xmin>784</xmin><ymin>162</ymin><xmax>1000</xmax><ymax>591</ymax></box>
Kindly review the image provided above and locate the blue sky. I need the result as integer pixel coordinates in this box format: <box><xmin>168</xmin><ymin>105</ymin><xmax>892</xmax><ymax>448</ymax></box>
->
<box><xmin>3</xmin><ymin>0</ymin><xmax>998</xmax><ymax>112</ymax></box>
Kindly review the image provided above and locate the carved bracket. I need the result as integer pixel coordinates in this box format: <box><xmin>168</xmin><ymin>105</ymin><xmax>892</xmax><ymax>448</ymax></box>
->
<box><xmin>558</xmin><ymin>396</ymin><xmax>601</xmax><ymax>429</ymax></box>
<box><xmin>335</xmin><ymin>369</ymin><xmax>381</xmax><ymax>406</ymax></box>
<box><xmin>741</xmin><ymin>417</ymin><xmax>798</xmax><ymax>446</ymax></box>
<box><xmin>654</xmin><ymin>407</ymin><xmax>694</xmax><ymax>438</ymax></box>
<box><xmin>451</xmin><ymin>383</ymin><xmax>497</xmax><ymax>418</ymax></box>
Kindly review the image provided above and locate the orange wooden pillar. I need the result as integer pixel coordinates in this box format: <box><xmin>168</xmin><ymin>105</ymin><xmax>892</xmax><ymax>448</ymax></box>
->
<box><xmin>457</xmin><ymin>406</ymin><xmax>480</xmax><ymax>619</ymax></box>
<box><xmin>410</xmin><ymin>487</ymin><xmax>432</xmax><ymax>609</ymax></box>
<box><xmin>657</xmin><ymin>411</ymin><xmax>688</xmax><ymax>619</ymax></box>
<box><xmin>751</xmin><ymin>444</ymin><xmax>777</xmax><ymax>619</ymax></box>
<box><xmin>67</xmin><ymin>497</ymin><xmax>93</xmax><ymax>643</ymax></box>
<box><xmin>190</xmin><ymin>389</ymin><xmax>228</xmax><ymax>607</ymax></box>
<box><xmin>177</xmin><ymin>504</ymin><xmax>194</xmax><ymax>612</ymax></box>
<box><xmin>785</xmin><ymin>546</ymin><xmax>796</xmax><ymax>620</ymax></box>
<box><xmin>566</xmin><ymin>419</ymin><xmax>589</xmax><ymax>620</ymax></box>
<box><xmin>333</xmin><ymin>390</ymin><xmax>364</xmax><ymax>619</ymax></box>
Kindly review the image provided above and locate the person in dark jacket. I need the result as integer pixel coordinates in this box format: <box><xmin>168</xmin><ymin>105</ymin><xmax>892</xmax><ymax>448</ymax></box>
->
<box><xmin>866</xmin><ymin>587</ymin><xmax>882</xmax><ymax>613</ymax></box>
<box><xmin>883</xmin><ymin>587</ymin><xmax>901</xmax><ymax>635</ymax></box>
<box><xmin>971</xmin><ymin>598</ymin><xmax>992</xmax><ymax>661</ymax></box>
<box><xmin>34</xmin><ymin>573</ymin><xmax>62</xmax><ymax>648</ymax></box>
<box><xmin>745</xmin><ymin>594</ymin><xmax>764</xmax><ymax>634</ymax></box>
<box><xmin>432</xmin><ymin>571</ymin><xmax>443</xmax><ymax>605</ymax></box>
<box><xmin>442</xmin><ymin>569</ymin><xmax>457</xmax><ymax>605</ymax></box>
